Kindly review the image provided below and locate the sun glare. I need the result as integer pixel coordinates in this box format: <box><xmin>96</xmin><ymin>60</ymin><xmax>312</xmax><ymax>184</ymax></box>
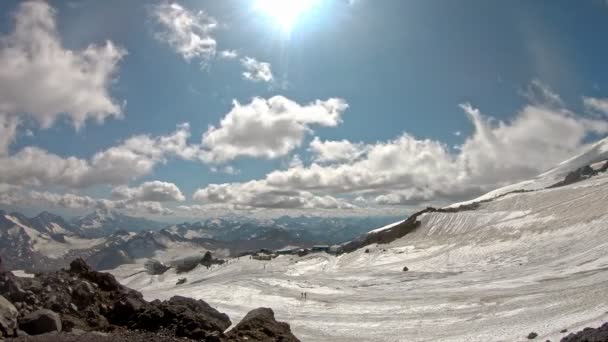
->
<box><xmin>256</xmin><ymin>0</ymin><xmax>320</xmax><ymax>33</ymax></box>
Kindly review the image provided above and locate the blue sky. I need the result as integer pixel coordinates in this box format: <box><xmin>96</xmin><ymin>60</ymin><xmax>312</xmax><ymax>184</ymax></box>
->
<box><xmin>1</xmin><ymin>0</ymin><xmax>608</xmax><ymax>219</ymax></box>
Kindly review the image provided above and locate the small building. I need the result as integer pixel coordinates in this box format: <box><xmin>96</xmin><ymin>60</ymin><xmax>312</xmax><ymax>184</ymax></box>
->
<box><xmin>312</xmin><ymin>245</ymin><xmax>330</xmax><ymax>253</ymax></box>
<box><xmin>252</xmin><ymin>254</ymin><xmax>273</xmax><ymax>261</ymax></box>
<box><xmin>276</xmin><ymin>246</ymin><xmax>300</xmax><ymax>255</ymax></box>
<box><xmin>328</xmin><ymin>245</ymin><xmax>341</xmax><ymax>254</ymax></box>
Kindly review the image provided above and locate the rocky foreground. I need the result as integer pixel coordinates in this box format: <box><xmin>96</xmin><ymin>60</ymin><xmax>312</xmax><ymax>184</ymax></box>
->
<box><xmin>0</xmin><ymin>258</ymin><xmax>300</xmax><ymax>341</ymax></box>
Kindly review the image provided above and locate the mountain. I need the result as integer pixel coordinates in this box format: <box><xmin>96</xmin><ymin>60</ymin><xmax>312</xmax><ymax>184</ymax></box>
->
<box><xmin>72</xmin><ymin>209</ymin><xmax>167</xmax><ymax>238</ymax></box>
<box><xmin>163</xmin><ymin>215</ymin><xmax>402</xmax><ymax>247</ymax></box>
<box><xmin>113</xmin><ymin>140</ymin><xmax>608</xmax><ymax>341</ymax></box>
<box><xmin>0</xmin><ymin>210</ymin><xmax>100</xmax><ymax>271</ymax></box>
<box><xmin>29</xmin><ymin>211</ymin><xmax>80</xmax><ymax>238</ymax></box>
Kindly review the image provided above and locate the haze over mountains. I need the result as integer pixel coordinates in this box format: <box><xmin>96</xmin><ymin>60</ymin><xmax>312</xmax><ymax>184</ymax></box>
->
<box><xmin>0</xmin><ymin>208</ymin><xmax>399</xmax><ymax>272</ymax></box>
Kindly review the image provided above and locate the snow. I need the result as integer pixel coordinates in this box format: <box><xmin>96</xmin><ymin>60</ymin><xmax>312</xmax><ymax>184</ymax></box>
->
<box><xmin>449</xmin><ymin>138</ymin><xmax>608</xmax><ymax>208</ymax></box>
<box><xmin>11</xmin><ymin>270</ymin><xmax>35</xmax><ymax>278</ymax></box>
<box><xmin>368</xmin><ymin>219</ymin><xmax>406</xmax><ymax>234</ymax></box>
<box><xmin>3</xmin><ymin>214</ymin><xmax>105</xmax><ymax>258</ymax></box>
<box><xmin>113</xmin><ymin>173</ymin><xmax>608</xmax><ymax>342</ymax></box>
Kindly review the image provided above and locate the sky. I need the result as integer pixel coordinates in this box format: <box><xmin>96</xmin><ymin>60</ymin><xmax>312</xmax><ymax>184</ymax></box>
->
<box><xmin>1</xmin><ymin>0</ymin><xmax>608</xmax><ymax>219</ymax></box>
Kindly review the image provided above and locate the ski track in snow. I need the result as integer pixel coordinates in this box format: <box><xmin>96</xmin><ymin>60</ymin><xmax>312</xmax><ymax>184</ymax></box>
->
<box><xmin>113</xmin><ymin>174</ymin><xmax>608</xmax><ymax>342</ymax></box>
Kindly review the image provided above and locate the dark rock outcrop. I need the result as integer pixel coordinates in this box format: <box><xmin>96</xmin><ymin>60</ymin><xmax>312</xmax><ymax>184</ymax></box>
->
<box><xmin>19</xmin><ymin>309</ymin><xmax>62</xmax><ymax>335</ymax></box>
<box><xmin>561</xmin><ymin>322</ymin><xmax>608</xmax><ymax>342</ymax></box>
<box><xmin>0</xmin><ymin>258</ymin><xmax>300</xmax><ymax>341</ymax></box>
<box><xmin>225</xmin><ymin>307</ymin><xmax>300</xmax><ymax>342</ymax></box>
<box><xmin>144</xmin><ymin>259</ymin><xmax>171</xmax><ymax>275</ymax></box>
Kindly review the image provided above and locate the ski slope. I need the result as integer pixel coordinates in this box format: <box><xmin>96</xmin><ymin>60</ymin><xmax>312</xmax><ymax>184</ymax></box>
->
<box><xmin>113</xmin><ymin>137</ymin><xmax>608</xmax><ymax>341</ymax></box>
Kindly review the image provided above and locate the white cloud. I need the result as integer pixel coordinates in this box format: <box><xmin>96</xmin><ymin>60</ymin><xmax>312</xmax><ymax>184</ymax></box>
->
<box><xmin>521</xmin><ymin>79</ymin><xmax>564</xmax><ymax>107</ymax></box>
<box><xmin>0</xmin><ymin>1</ymin><xmax>125</xmax><ymax>130</ymax></box>
<box><xmin>200</xmin><ymin>96</ymin><xmax>348</xmax><ymax>163</ymax></box>
<box><xmin>240</xmin><ymin>57</ymin><xmax>274</xmax><ymax>82</ymax></box>
<box><xmin>309</xmin><ymin>136</ymin><xmax>367</xmax><ymax>163</ymax></box>
<box><xmin>29</xmin><ymin>191</ymin><xmax>100</xmax><ymax>209</ymax></box>
<box><xmin>194</xmin><ymin>90</ymin><xmax>608</xmax><ymax>209</ymax></box>
<box><xmin>583</xmin><ymin>96</ymin><xmax>608</xmax><ymax>116</ymax></box>
<box><xmin>111</xmin><ymin>181</ymin><xmax>185</xmax><ymax>202</ymax></box>
<box><xmin>151</xmin><ymin>2</ymin><xmax>217</xmax><ymax>65</ymax></box>
<box><xmin>0</xmin><ymin>115</ymin><xmax>19</xmax><ymax>156</ymax></box>
<box><xmin>193</xmin><ymin>180</ymin><xmax>355</xmax><ymax>210</ymax></box>
<box><xmin>0</xmin><ymin>124</ymin><xmax>198</xmax><ymax>188</ymax></box>
<box><xmin>0</xmin><ymin>188</ymin><xmax>174</xmax><ymax>216</ymax></box>
<box><xmin>219</xmin><ymin>50</ymin><xmax>238</xmax><ymax>59</ymax></box>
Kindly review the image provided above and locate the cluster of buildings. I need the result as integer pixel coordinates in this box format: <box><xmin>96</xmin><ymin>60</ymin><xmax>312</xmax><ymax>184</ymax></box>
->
<box><xmin>250</xmin><ymin>245</ymin><xmax>340</xmax><ymax>260</ymax></box>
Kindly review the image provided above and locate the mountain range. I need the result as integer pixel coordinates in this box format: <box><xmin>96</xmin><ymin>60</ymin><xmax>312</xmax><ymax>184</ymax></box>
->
<box><xmin>0</xmin><ymin>207</ymin><xmax>401</xmax><ymax>272</ymax></box>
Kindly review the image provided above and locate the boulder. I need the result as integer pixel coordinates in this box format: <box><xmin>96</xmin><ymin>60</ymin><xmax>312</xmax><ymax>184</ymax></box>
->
<box><xmin>561</xmin><ymin>322</ymin><xmax>608</xmax><ymax>342</ymax></box>
<box><xmin>0</xmin><ymin>295</ymin><xmax>18</xmax><ymax>337</ymax></box>
<box><xmin>402</xmin><ymin>266</ymin><xmax>409</xmax><ymax>272</ymax></box>
<box><xmin>144</xmin><ymin>259</ymin><xmax>171</xmax><ymax>275</ymax></box>
<box><xmin>527</xmin><ymin>332</ymin><xmax>538</xmax><ymax>339</ymax></box>
<box><xmin>226</xmin><ymin>307</ymin><xmax>300</xmax><ymax>342</ymax></box>
<box><xmin>69</xmin><ymin>258</ymin><xmax>92</xmax><ymax>274</ymax></box>
<box><xmin>176</xmin><ymin>278</ymin><xmax>187</xmax><ymax>285</ymax></box>
<box><xmin>165</xmin><ymin>296</ymin><xmax>231</xmax><ymax>332</ymax></box>
<box><xmin>19</xmin><ymin>309</ymin><xmax>62</xmax><ymax>335</ymax></box>
<box><xmin>72</xmin><ymin>281</ymin><xmax>96</xmax><ymax>307</ymax></box>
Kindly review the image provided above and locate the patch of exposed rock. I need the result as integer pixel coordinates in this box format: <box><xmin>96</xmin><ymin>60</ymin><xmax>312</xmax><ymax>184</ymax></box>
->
<box><xmin>225</xmin><ymin>308</ymin><xmax>300</xmax><ymax>342</ymax></box>
<box><xmin>0</xmin><ymin>258</ymin><xmax>300</xmax><ymax>341</ymax></box>
<box><xmin>561</xmin><ymin>322</ymin><xmax>608</xmax><ymax>342</ymax></box>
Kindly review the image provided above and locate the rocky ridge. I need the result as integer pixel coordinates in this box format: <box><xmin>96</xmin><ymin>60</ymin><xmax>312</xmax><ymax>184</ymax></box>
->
<box><xmin>0</xmin><ymin>257</ymin><xmax>299</xmax><ymax>341</ymax></box>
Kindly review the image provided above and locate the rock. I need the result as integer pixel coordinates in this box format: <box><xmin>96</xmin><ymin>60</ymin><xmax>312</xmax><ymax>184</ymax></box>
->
<box><xmin>364</xmin><ymin>249</ymin><xmax>370</xmax><ymax>253</ymax></box>
<box><xmin>560</xmin><ymin>329</ymin><xmax>568</xmax><ymax>333</ymax></box>
<box><xmin>165</xmin><ymin>296</ymin><xmax>231</xmax><ymax>332</ymax></box>
<box><xmin>0</xmin><ymin>295</ymin><xmax>18</xmax><ymax>337</ymax></box>
<box><xmin>144</xmin><ymin>259</ymin><xmax>171</xmax><ymax>275</ymax></box>
<box><xmin>176</xmin><ymin>278</ymin><xmax>187</xmax><ymax>285</ymax></box>
<box><xmin>561</xmin><ymin>322</ymin><xmax>608</xmax><ymax>341</ymax></box>
<box><xmin>226</xmin><ymin>307</ymin><xmax>300</xmax><ymax>342</ymax></box>
<box><xmin>69</xmin><ymin>258</ymin><xmax>92</xmax><ymax>274</ymax></box>
<box><xmin>402</xmin><ymin>266</ymin><xmax>409</xmax><ymax>272</ymax></box>
<box><xmin>85</xmin><ymin>270</ymin><xmax>124</xmax><ymax>292</ymax></box>
<box><xmin>527</xmin><ymin>332</ymin><xmax>538</xmax><ymax>339</ymax></box>
<box><xmin>19</xmin><ymin>309</ymin><xmax>62</xmax><ymax>335</ymax></box>
<box><xmin>72</xmin><ymin>281</ymin><xmax>96</xmax><ymax>307</ymax></box>
<box><xmin>108</xmin><ymin>293</ymin><xmax>147</xmax><ymax>325</ymax></box>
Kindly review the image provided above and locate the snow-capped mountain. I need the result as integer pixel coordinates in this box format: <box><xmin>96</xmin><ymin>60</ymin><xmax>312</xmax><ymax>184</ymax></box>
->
<box><xmin>29</xmin><ymin>211</ymin><xmax>81</xmax><ymax>237</ymax></box>
<box><xmin>72</xmin><ymin>209</ymin><xmax>166</xmax><ymax>238</ymax></box>
<box><xmin>0</xmin><ymin>210</ymin><xmax>101</xmax><ymax>271</ymax></box>
<box><xmin>114</xmin><ymin>139</ymin><xmax>608</xmax><ymax>342</ymax></box>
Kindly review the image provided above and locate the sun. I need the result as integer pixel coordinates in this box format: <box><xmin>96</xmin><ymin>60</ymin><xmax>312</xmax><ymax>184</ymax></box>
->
<box><xmin>256</xmin><ymin>0</ymin><xmax>320</xmax><ymax>33</ymax></box>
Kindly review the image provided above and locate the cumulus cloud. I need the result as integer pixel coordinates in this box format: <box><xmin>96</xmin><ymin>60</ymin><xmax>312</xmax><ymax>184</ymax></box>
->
<box><xmin>219</xmin><ymin>50</ymin><xmax>238</xmax><ymax>59</ymax></box>
<box><xmin>194</xmin><ymin>86</ymin><xmax>608</xmax><ymax>209</ymax></box>
<box><xmin>29</xmin><ymin>191</ymin><xmax>100</xmax><ymax>209</ymax></box>
<box><xmin>151</xmin><ymin>2</ymin><xmax>217</xmax><ymax>65</ymax></box>
<box><xmin>309</xmin><ymin>136</ymin><xmax>367</xmax><ymax>163</ymax></box>
<box><xmin>0</xmin><ymin>124</ymin><xmax>198</xmax><ymax>188</ymax></box>
<box><xmin>240</xmin><ymin>57</ymin><xmax>274</xmax><ymax>82</ymax></box>
<box><xmin>0</xmin><ymin>1</ymin><xmax>125</xmax><ymax>130</ymax></box>
<box><xmin>0</xmin><ymin>188</ymin><xmax>174</xmax><ymax>216</ymax></box>
<box><xmin>583</xmin><ymin>96</ymin><xmax>608</xmax><ymax>116</ymax></box>
<box><xmin>0</xmin><ymin>115</ymin><xmax>19</xmax><ymax>155</ymax></box>
<box><xmin>200</xmin><ymin>96</ymin><xmax>348</xmax><ymax>163</ymax></box>
<box><xmin>111</xmin><ymin>181</ymin><xmax>185</xmax><ymax>202</ymax></box>
<box><xmin>193</xmin><ymin>180</ymin><xmax>355</xmax><ymax>210</ymax></box>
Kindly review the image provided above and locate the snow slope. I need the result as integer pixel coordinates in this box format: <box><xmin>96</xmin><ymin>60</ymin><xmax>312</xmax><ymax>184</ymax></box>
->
<box><xmin>113</xmin><ymin>172</ymin><xmax>608</xmax><ymax>341</ymax></box>
<box><xmin>449</xmin><ymin>137</ymin><xmax>608</xmax><ymax>208</ymax></box>
<box><xmin>112</xmin><ymin>140</ymin><xmax>608</xmax><ymax>341</ymax></box>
